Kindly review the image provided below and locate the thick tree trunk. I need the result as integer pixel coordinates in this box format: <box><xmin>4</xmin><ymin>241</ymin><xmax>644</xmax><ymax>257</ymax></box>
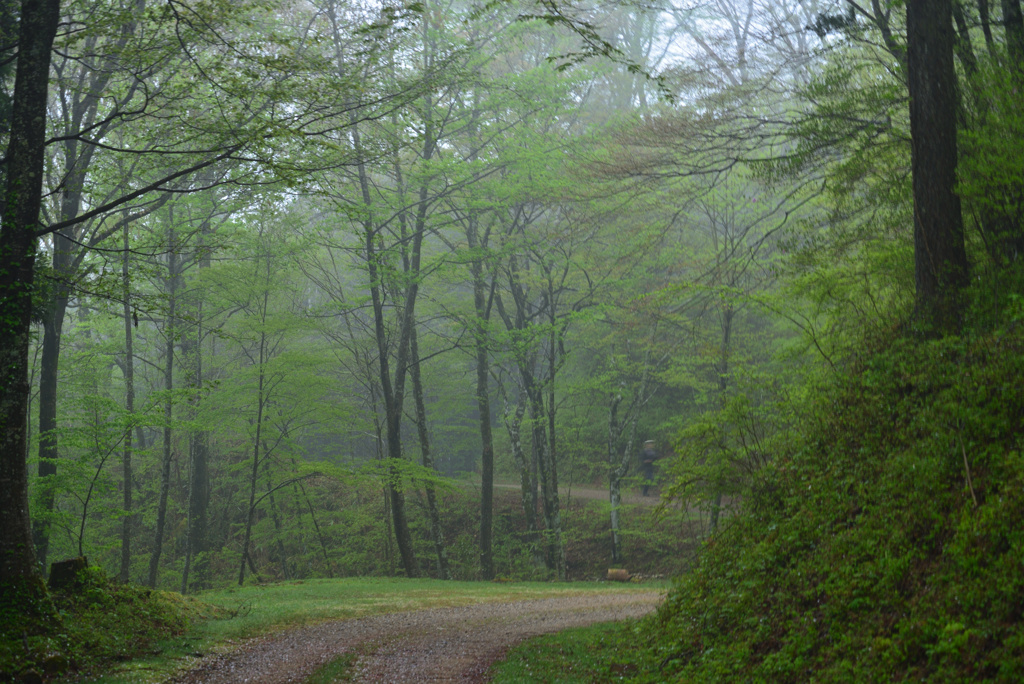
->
<box><xmin>181</xmin><ymin>232</ymin><xmax>210</xmax><ymax>593</ymax></box>
<box><xmin>1003</xmin><ymin>0</ymin><xmax>1024</xmax><ymax>67</ymax></box>
<box><xmin>907</xmin><ymin>0</ymin><xmax>969</xmax><ymax>333</ymax></box>
<box><xmin>0</xmin><ymin>0</ymin><xmax>62</xmax><ymax>628</ymax></box>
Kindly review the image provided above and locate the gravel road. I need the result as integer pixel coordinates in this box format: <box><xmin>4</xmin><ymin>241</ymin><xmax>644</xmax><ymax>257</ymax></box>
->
<box><xmin>171</xmin><ymin>591</ymin><xmax>661</xmax><ymax>683</ymax></box>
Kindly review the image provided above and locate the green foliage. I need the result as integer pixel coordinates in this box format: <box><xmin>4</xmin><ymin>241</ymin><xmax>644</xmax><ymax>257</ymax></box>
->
<box><xmin>633</xmin><ymin>322</ymin><xmax>1024</xmax><ymax>681</ymax></box>
<box><xmin>0</xmin><ymin>565</ymin><xmax>207</xmax><ymax>682</ymax></box>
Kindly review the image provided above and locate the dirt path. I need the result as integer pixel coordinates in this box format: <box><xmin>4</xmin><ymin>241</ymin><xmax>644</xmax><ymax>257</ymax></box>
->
<box><xmin>487</xmin><ymin>482</ymin><xmax>661</xmax><ymax>506</ymax></box>
<box><xmin>172</xmin><ymin>592</ymin><xmax>661</xmax><ymax>683</ymax></box>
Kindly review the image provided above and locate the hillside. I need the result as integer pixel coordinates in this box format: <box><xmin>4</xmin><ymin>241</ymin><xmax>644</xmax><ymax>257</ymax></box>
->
<box><xmin>637</xmin><ymin>322</ymin><xmax>1024</xmax><ymax>680</ymax></box>
<box><xmin>495</xmin><ymin>320</ymin><xmax>1024</xmax><ymax>682</ymax></box>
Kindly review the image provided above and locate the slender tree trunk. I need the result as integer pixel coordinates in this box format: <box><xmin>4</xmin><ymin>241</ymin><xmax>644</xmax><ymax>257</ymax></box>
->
<box><xmin>409</xmin><ymin>323</ymin><xmax>450</xmax><ymax>579</ymax></box>
<box><xmin>299</xmin><ymin>483</ymin><xmax>332</xmax><ymax>577</ymax></box>
<box><xmin>544</xmin><ymin>281</ymin><xmax>564</xmax><ymax>579</ymax></box>
<box><xmin>263</xmin><ymin>450</ymin><xmax>291</xmax><ymax>580</ymax></box>
<box><xmin>468</xmin><ymin>224</ymin><xmax>496</xmax><ymax>580</ymax></box>
<box><xmin>710</xmin><ymin>307</ymin><xmax>734</xmax><ymax>533</ymax></box>
<box><xmin>608</xmin><ymin>394</ymin><xmax>642</xmax><ymax>566</ymax></box>
<box><xmin>31</xmin><ymin>290</ymin><xmax>67</xmax><ymax>570</ymax></box>
<box><xmin>326</xmin><ymin>0</ymin><xmax>418</xmax><ymax>578</ymax></box>
<box><xmin>608</xmin><ymin>394</ymin><xmax>626</xmax><ymax>565</ymax></box>
<box><xmin>120</xmin><ymin>222</ymin><xmax>135</xmax><ymax>583</ymax></box>
<box><xmin>31</xmin><ymin>38</ymin><xmax>124</xmax><ymax>567</ymax></box>
<box><xmin>979</xmin><ymin>0</ymin><xmax>996</xmax><ymax>54</ymax></box>
<box><xmin>239</xmin><ymin>328</ymin><xmax>268</xmax><ymax>586</ymax></box>
<box><xmin>505</xmin><ymin>399</ymin><xmax>538</xmax><ymax>535</ymax></box>
<box><xmin>148</xmin><ymin>221</ymin><xmax>178</xmax><ymax>588</ymax></box>
<box><xmin>907</xmin><ymin>0</ymin><xmax>969</xmax><ymax>333</ymax></box>
<box><xmin>526</xmin><ymin>377</ymin><xmax>563</xmax><ymax>578</ymax></box>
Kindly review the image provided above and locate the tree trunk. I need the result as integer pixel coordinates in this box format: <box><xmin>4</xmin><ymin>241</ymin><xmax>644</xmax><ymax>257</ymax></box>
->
<box><xmin>181</xmin><ymin>228</ymin><xmax>210</xmax><ymax>593</ymax></box>
<box><xmin>505</xmin><ymin>399</ymin><xmax>539</xmax><ymax>536</ymax></box>
<box><xmin>238</xmin><ymin>323</ymin><xmax>268</xmax><ymax>585</ymax></box>
<box><xmin>468</xmin><ymin>224</ymin><xmax>496</xmax><ymax>580</ymax></box>
<box><xmin>264</xmin><ymin>454</ymin><xmax>291</xmax><ymax>580</ymax></box>
<box><xmin>0</xmin><ymin>0</ymin><xmax>62</xmax><ymax>628</ymax></box>
<box><xmin>907</xmin><ymin>0</ymin><xmax>969</xmax><ymax>333</ymax></box>
<box><xmin>148</xmin><ymin>220</ymin><xmax>178</xmax><ymax>588</ymax></box>
<box><xmin>608</xmin><ymin>394</ymin><xmax>627</xmax><ymax>566</ymax></box>
<box><xmin>710</xmin><ymin>307</ymin><xmax>734</xmax><ymax>533</ymax></box>
<box><xmin>120</xmin><ymin>221</ymin><xmax>135</xmax><ymax>583</ymax></box>
<box><xmin>31</xmin><ymin>288</ymin><xmax>67</xmax><ymax>569</ymax></box>
<box><xmin>526</xmin><ymin>378</ymin><xmax>563</xmax><ymax>578</ymax></box>
<box><xmin>1003</xmin><ymin>0</ymin><xmax>1024</xmax><ymax>67</ymax></box>
<box><xmin>409</xmin><ymin>323</ymin><xmax>450</xmax><ymax>579</ymax></box>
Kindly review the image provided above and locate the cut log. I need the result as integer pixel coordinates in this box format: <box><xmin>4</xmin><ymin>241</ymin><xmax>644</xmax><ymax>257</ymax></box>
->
<box><xmin>607</xmin><ymin>568</ymin><xmax>630</xmax><ymax>582</ymax></box>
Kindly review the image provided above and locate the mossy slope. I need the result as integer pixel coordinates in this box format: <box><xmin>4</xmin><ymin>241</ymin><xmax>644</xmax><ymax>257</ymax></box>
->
<box><xmin>641</xmin><ymin>325</ymin><xmax>1024</xmax><ymax>682</ymax></box>
<box><xmin>1</xmin><ymin>567</ymin><xmax>213</xmax><ymax>682</ymax></box>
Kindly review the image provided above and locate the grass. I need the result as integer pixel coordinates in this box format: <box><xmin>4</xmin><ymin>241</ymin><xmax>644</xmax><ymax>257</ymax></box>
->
<box><xmin>490</xmin><ymin>619</ymin><xmax>648</xmax><ymax>683</ymax></box>
<box><xmin>83</xmin><ymin>577</ymin><xmax>662</xmax><ymax>683</ymax></box>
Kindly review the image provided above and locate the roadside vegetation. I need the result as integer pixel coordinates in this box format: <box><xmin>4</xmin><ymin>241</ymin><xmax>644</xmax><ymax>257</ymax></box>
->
<box><xmin>89</xmin><ymin>577</ymin><xmax>656</xmax><ymax>684</ymax></box>
<box><xmin>492</xmin><ymin>307</ymin><xmax>1024</xmax><ymax>682</ymax></box>
<box><xmin>2</xmin><ymin>489</ymin><xmax>675</xmax><ymax>681</ymax></box>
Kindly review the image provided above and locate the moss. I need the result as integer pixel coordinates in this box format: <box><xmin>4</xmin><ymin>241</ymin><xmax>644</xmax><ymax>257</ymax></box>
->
<box><xmin>0</xmin><ymin>565</ymin><xmax>204</xmax><ymax>681</ymax></box>
<box><xmin>626</xmin><ymin>323</ymin><xmax>1024</xmax><ymax>681</ymax></box>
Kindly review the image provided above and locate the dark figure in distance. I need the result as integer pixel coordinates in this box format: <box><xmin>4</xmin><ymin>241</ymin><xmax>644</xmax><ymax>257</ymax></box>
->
<box><xmin>639</xmin><ymin>440</ymin><xmax>658</xmax><ymax>496</ymax></box>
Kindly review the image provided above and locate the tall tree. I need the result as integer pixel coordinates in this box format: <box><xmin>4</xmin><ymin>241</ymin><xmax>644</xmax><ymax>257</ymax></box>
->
<box><xmin>0</xmin><ymin>0</ymin><xmax>62</xmax><ymax>623</ymax></box>
<box><xmin>906</xmin><ymin>0</ymin><xmax>968</xmax><ymax>332</ymax></box>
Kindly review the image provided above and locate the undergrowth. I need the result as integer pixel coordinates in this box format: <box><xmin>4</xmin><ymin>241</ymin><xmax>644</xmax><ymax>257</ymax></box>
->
<box><xmin>498</xmin><ymin>320</ymin><xmax>1024</xmax><ymax>682</ymax></box>
<box><xmin>0</xmin><ymin>566</ymin><xmax>214</xmax><ymax>682</ymax></box>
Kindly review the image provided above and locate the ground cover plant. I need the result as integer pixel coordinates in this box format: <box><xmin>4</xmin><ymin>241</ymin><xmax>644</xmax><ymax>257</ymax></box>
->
<box><xmin>495</xmin><ymin>315</ymin><xmax>1024</xmax><ymax>682</ymax></box>
<box><xmin>0</xmin><ymin>567</ymin><xmax>212</xmax><ymax>683</ymax></box>
<box><xmin>491</xmin><ymin>619</ymin><xmax>646</xmax><ymax>683</ymax></box>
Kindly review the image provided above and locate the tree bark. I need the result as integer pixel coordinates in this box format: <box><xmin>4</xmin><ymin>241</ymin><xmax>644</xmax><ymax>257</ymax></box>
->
<box><xmin>504</xmin><ymin>398</ymin><xmax>539</xmax><ymax>537</ymax></box>
<box><xmin>907</xmin><ymin>0</ymin><xmax>969</xmax><ymax>333</ymax></box>
<box><xmin>1003</xmin><ymin>0</ymin><xmax>1024</xmax><ymax>67</ymax></box>
<box><xmin>148</xmin><ymin>219</ymin><xmax>178</xmax><ymax>588</ymax></box>
<box><xmin>467</xmin><ymin>221</ymin><xmax>496</xmax><ymax>580</ymax></box>
<box><xmin>239</xmin><ymin>325</ymin><xmax>268</xmax><ymax>586</ymax></box>
<box><xmin>0</xmin><ymin>0</ymin><xmax>62</xmax><ymax>627</ymax></box>
<box><xmin>608</xmin><ymin>394</ymin><xmax>627</xmax><ymax>565</ymax></box>
<box><xmin>120</xmin><ymin>221</ymin><xmax>135</xmax><ymax>583</ymax></box>
<box><xmin>181</xmin><ymin>225</ymin><xmax>210</xmax><ymax>593</ymax></box>
<box><xmin>409</xmin><ymin>323</ymin><xmax>450</xmax><ymax>579</ymax></box>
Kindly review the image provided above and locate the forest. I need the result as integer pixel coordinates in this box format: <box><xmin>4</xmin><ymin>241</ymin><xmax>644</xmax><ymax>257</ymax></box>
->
<box><xmin>1</xmin><ymin>0</ymin><xmax>1023</xmax><ymax>680</ymax></box>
